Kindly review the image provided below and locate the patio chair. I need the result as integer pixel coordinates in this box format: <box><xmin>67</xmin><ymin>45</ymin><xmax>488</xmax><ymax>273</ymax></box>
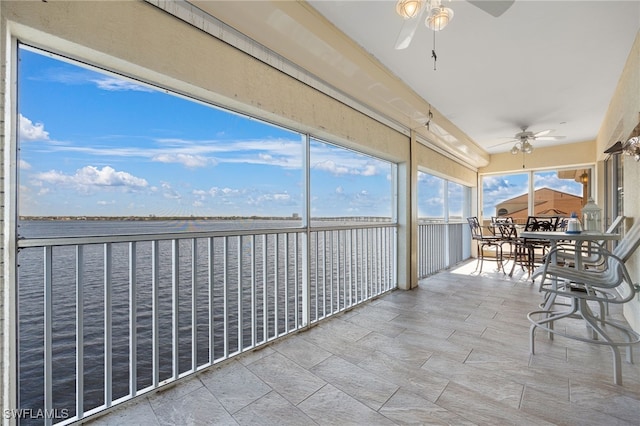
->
<box><xmin>554</xmin><ymin>215</ymin><xmax>625</xmax><ymax>269</ymax></box>
<box><xmin>492</xmin><ymin>219</ymin><xmax>535</xmax><ymax>280</ymax></box>
<box><xmin>528</xmin><ymin>219</ymin><xmax>640</xmax><ymax>385</ymax></box>
<box><xmin>520</xmin><ymin>216</ymin><xmax>561</xmax><ymax>265</ymax></box>
<box><xmin>466</xmin><ymin>217</ymin><xmax>504</xmax><ymax>274</ymax></box>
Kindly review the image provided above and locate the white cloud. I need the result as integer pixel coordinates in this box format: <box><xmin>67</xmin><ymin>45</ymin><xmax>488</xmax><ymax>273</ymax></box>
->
<box><xmin>19</xmin><ymin>114</ymin><xmax>50</xmax><ymax>141</ymax></box>
<box><xmin>313</xmin><ymin>159</ymin><xmax>380</xmax><ymax>177</ymax></box>
<box><xmin>97</xmin><ymin>200</ymin><xmax>115</xmax><ymax>206</ymax></box>
<box><xmin>273</xmin><ymin>193</ymin><xmax>290</xmax><ymax>201</ymax></box>
<box><xmin>19</xmin><ymin>159</ymin><xmax>32</xmax><ymax>170</ymax></box>
<box><xmin>92</xmin><ymin>77</ymin><xmax>153</xmax><ymax>92</ymax></box>
<box><xmin>152</xmin><ymin>153</ymin><xmax>216</xmax><ymax>168</ymax></box>
<box><xmin>335</xmin><ymin>186</ymin><xmax>343</xmax><ymax>194</ymax></box>
<box><xmin>361</xmin><ymin>165</ymin><xmax>377</xmax><ymax>176</ymax></box>
<box><xmin>314</xmin><ymin>160</ymin><xmax>350</xmax><ymax>175</ymax></box>
<box><xmin>160</xmin><ymin>181</ymin><xmax>181</xmax><ymax>199</ymax></box>
<box><xmin>207</xmin><ymin>186</ymin><xmax>241</xmax><ymax>197</ymax></box>
<box><xmin>35</xmin><ymin>165</ymin><xmax>148</xmax><ymax>191</ymax></box>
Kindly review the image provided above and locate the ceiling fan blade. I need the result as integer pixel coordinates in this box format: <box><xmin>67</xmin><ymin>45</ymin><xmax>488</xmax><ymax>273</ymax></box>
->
<box><xmin>535</xmin><ymin>135</ymin><xmax>566</xmax><ymax>141</ymax></box>
<box><xmin>533</xmin><ymin>129</ymin><xmax>553</xmax><ymax>137</ymax></box>
<box><xmin>488</xmin><ymin>139</ymin><xmax>517</xmax><ymax>148</ymax></box>
<box><xmin>394</xmin><ymin>5</ymin><xmax>427</xmax><ymax>50</ymax></box>
<box><xmin>467</xmin><ymin>0</ymin><xmax>515</xmax><ymax>18</ymax></box>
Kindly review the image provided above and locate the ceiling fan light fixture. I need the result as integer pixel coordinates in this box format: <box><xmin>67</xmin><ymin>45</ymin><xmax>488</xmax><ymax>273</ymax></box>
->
<box><xmin>522</xmin><ymin>140</ymin><xmax>533</xmax><ymax>154</ymax></box>
<box><xmin>396</xmin><ymin>0</ymin><xmax>424</xmax><ymax>19</ymax></box>
<box><xmin>511</xmin><ymin>144</ymin><xmax>520</xmax><ymax>155</ymax></box>
<box><xmin>622</xmin><ymin>136</ymin><xmax>640</xmax><ymax>161</ymax></box>
<box><xmin>426</xmin><ymin>5</ymin><xmax>454</xmax><ymax>31</ymax></box>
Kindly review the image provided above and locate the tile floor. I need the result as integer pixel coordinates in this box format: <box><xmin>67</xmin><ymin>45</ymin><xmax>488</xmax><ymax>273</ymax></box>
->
<box><xmin>87</xmin><ymin>260</ymin><xmax>640</xmax><ymax>425</ymax></box>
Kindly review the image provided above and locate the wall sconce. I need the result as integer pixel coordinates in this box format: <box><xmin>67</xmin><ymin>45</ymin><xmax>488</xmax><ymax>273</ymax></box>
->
<box><xmin>580</xmin><ymin>172</ymin><xmax>588</xmax><ymax>184</ymax></box>
<box><xmin>622</xmin><ymin>136</ymin><xmax>640</xmax><ymax>161</ymax></box>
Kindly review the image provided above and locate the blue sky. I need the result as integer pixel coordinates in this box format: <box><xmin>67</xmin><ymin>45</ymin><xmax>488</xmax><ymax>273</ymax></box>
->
<box><xmin>18</xmin><ymin>46</ymin><xmax>582</xmax><ymax>220</ymax></box>
<box><xmin>18</xmin><ymin>46</ymin><xmax>393</xmax><ymax>218</ymax></box>
<box><xmin>482</xmin><ymin>171</ymin><xmax>583</xmax><ymax>217</ymax></box>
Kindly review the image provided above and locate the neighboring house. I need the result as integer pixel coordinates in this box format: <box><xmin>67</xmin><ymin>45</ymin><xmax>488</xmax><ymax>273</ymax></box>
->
<box><xmin>494</xmin><ymin>187</ymin><xmax>584</xmax><ymax>222</ymax></box>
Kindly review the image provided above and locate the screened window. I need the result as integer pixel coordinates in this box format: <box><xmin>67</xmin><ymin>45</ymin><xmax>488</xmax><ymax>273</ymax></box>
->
<box><xmin>447</xmin><ymin>181</ymin><xmax>467</xmax><ymax>222</ymax></box>
<box><xmin>18</xmin><ymin>45</ymin><xmax>304</xmax><ymax>232</ymax></box>
<box><xmin>482</xmin><ymin>168</ymin><xmax>590</xmax><ymax>225</ymax></box>
<box><xmin>309</xmin><ymin>138</ymin><xmax>395</xmax><ymax>224</ymax></box>
<box><xmin>418</xmin><ymin>171</ymin><xmax>470</xmax><ymax>222</ymax></box>
<box><xmin>417</xmin><ymin>172</ymin><xmax>445</xmax><ymax>221</ymax></box>
<box><xmin>481</xmin><ymin>172</ymin><xmax>529</xmax><ymax>223</ymax></box>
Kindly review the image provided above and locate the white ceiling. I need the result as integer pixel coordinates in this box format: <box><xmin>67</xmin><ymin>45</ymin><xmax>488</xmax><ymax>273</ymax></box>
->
<box><xmin>306</xmin><ymin>0</ymin><xmax>640</xmax><ymax>154</ymax></box>
<box><xmin>186</xmin><ymin>0</ymin><xmax>639</xmax><ymax>164</ymax></box>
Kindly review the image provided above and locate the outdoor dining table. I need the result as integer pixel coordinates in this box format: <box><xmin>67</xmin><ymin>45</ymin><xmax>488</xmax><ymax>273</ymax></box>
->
<box><xmin>520</xmin><ymin>230</ymin><xmax>621</xmax><ymax>310</ymax></box>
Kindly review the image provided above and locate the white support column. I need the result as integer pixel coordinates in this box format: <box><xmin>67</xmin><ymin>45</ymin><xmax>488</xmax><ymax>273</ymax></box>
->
<box><xmin>396</xmin><ymin>132</ymin><xmax>417</xmax><ymax>290</ymax></box>
<box><xmin>2</xmin><ymin>31</ymin><xmax>19</xmax><ymax>426</ymax></box>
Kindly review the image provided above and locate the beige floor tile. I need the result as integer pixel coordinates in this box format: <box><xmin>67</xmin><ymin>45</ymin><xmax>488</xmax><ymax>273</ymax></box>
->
<box><xmin>357</xmin><ymin>332</ymin><xmax>434</xmax><ymax>367</ymax></box>
<box><xmin>199</xmin><ymin>360</ymin><xmax>271</xmax><ymax>414</ymax></box>
<box><xmin>521</xmin><ymin>384</ymin><xmax>634</xmax><ymax>426</ymax></box>
<box><xmin>298</xmin><ymin>384</ymin><xmax>396</xmax><ymax>425</ymax></box>
<box><xmin>357</xmin><ymin>350</ymin><xmax>449</xmax><ymax>403</ymax></box>
<box><xmin>151</xmin><ymin>385</ymin><xmax>237</xmax><ymax>425</ymax></box>
<box><xmin>245</xmin><ymin>351</ymin><xmax>326</xmax><ymax>405</ymax></box>
<box><xmin>272</xmin><ymin>334</ymin><xmax>333</xmax><ymax>369</ymax></box>
<box><xmin>310</xmin><ymin>355</ymin><xmax>398</xmax><ymax>410</ymax></box>
<box><xmin>436</xmin><ymin>381</ymin><xmax>552</xmax><ymax>425</ymax></box>
<box><xmin>232</xmin><ymin>391</ymin><xmax>317</xmax><ymax>426</ymax></box>
<box><xmin>379</xmin><ymin>388</ymin><xmax>475</xmax><ymax>425</ymax></box>
<box><xmin>88</xmin><ymin>398</ymin><xmax>160</xmax><ymax>426</ymax></box>
<box><xmin>423</xmin><ymin>353</ymin><xmax>524</xmax><ymax>409</ymax></box>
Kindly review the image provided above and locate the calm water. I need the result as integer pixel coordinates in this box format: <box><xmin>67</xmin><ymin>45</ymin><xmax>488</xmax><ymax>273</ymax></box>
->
<box><xmin>17</xmin><ymin>219</ymin><xmax>305</xmax><ymax>424</ymax></box>
<box><xmin>16</xmin><ymin>219</ymin><xmax>384</xmax><ymax>424</ymax></box>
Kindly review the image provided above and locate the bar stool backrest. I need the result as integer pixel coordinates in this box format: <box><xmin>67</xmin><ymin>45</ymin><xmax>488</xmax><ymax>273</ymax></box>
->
<box><xmin>467</xmin><ymin>217</ymin><xmax>484</xmax><ymax>241</ymax></box>
<box><xmin>612</xmin><ymin>219</ymin><xmax>640</xmax><ymax>264</ymax></box>
<box><xmin>525</xmin><ymin>216</ymin><xmax>560</xmax><ymax>232</ymax></box>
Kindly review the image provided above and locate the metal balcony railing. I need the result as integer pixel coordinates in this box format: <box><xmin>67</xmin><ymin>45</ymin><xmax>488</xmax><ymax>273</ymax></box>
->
<box><xmin>16</xmin><ymin>222</ymin><xmax>397</xmax><ymax>425</ymax></box>
<box><xmin>417</xmin><ymin>222</ymin><xmax>466</xmax><ymax>278</ymax></box>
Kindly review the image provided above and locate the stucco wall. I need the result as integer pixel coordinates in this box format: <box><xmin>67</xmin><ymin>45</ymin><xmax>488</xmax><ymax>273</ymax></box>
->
<box><xmin>597</xmin><ymin>30</ymin><xmax>640</xmax><ymax>331</ymax></box>
<box><xmin>480</xmin><ymin>140</ymin><xmax>596</xmax><ymax>175</ymax></box>
<box><xmin>416</xmin><ymin>142</ymin><xmax>477</xmax><ymax>187</ymax></box>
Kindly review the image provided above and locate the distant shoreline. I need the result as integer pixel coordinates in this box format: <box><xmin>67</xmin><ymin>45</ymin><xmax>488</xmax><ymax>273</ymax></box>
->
<box><xmin>19</xmin><ymin>215</ymin><xmax>300</xmax><ymax>221</ymax></box>
<box><xmin>19</xmin><ymin>215</ymin><xmax>392</xmax><ymax>222</ymax></box>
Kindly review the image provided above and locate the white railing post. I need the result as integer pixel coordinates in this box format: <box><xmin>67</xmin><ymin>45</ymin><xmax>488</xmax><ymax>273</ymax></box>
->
<box><xmin>171</xmin><ymin>240</ymin><xmax>179</xmax><ymax>380</ymax></box>
<box><xmin>43</xmin><ymin>246</ymin><xmax>53</xmax><ymax>426</ymax></box>
<box><xmin>191</xmin><ymin>238</ymin><xmax>197</xmax><ymax>372</ymax></box>
<box><xmin>76</xmin><ymin>245</ymin><xmax>84</xmax><ymax>418</ymax></box>
<box><xmin>128</xmin><ymin>242</ymin><xmax>137</xmax><ymax>397</ymax></box>
<box><xmin>151</xmin><ymin>241</ymin><xmax>159</xmax><ymax>388</ymax></box>
<box><xmin>104</xmin><ymin>243</ymin><xmax>113</xmax><ymax>408</ymax></box>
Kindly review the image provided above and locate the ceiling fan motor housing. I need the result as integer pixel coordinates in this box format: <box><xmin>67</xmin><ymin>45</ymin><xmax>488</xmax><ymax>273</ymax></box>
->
<box><xmin>516</xmin><ymin>131</ymin><xmax>535</xmax><ymax>140</ymax></box>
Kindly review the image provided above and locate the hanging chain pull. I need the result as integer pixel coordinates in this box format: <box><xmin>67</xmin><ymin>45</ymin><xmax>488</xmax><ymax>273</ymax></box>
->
<box><xmin>431</xmin><ymin>29</ymin><xmax>437</xmax><ymax>70</ymax></box>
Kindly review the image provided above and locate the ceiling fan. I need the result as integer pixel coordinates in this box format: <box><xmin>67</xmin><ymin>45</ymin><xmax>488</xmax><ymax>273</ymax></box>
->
<box><xmin>492</xmin><ymin>127</ymin><xmax>566</xmax><ymax>155</ymax></box>
<box><xmin>394</xmin><ymin>0</ymin><xmax>515</xmax><ymax>49</ymax></box>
